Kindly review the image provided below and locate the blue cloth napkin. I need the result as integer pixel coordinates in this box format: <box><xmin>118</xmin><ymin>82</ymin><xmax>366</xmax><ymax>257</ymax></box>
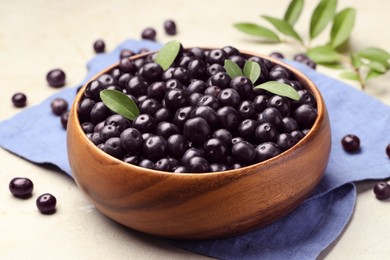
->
<box><xmin>0</xmin><ymin>39</ymin><xmax>389</xmax><ymax>260</ymax></box>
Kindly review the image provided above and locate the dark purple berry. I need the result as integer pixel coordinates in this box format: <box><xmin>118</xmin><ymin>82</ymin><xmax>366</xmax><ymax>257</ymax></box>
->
<box><xmin>147</xmin><ymin>82</ymin><xmax>166</xmax><ymax>101</ymax></box>
<box><xmin>93</xmin><ymin>39</ymin><xmax>105</xmax><ymax>53</ymax></box>
<box><xmin>255</xmin><ymin>142</ymin><xmax>282</xmax><ymax>162</ymax></box>
<box><xmin>90</xmin><ymin>102</ymin><xmax>111</xmax><ymax>124</ymax></box>
<box><xmin>282</xmin><ymin>117</ymin><xmax>299</xmax><ymax>133</ymax></box>
<box><xmin>154</xmin><ymin>107</ymin><xmax>172</xmax><ymax>123</ymax></box>
<box><xmin>373</xmin><ymin>182</ymin><xmax>390</xmax><ymax>200</ymax></box>
<box><xmin>267</xmin><ymin>95</ymin><xmax>290</xmax><ymax>116</ymax></box>
<box><xmin>294</xmin><ymin>104</ymin><xmax>317</xmax><ymax>129</ymax></box>
<box><xmin>197</xmin><ymin>95</ymin><xmax>220</xmax><ymax>111</ymax></box>
<box><xmin>81</xmin><ymin>122</ymin><xmax>95</xmax><ymax>134</ymax></box>
<box><xmin>120</xmin><ymin>49</ymin><xmax>135</xmax><ymax>59</ymax></box>
<box><xmin>207</xmin><ymin>72</ymin><xmax>231</xmax><ymax>89</ymax></box>
<box><xmin>262</xmin><ymin>107</ymin><xmax>283</xmax><ymax>129</ymax></box>
<box><xmin>132</xmin><ymin>114</ymin><xmax>156</xmax><ymax>134</ymax></box>
<box><xmin>164</xmin><ymin>20</ymin><xmax>177</xmax><ymax>35</ymax></box>
<box><xmin>207</xmin><ymin>63</ymin><xmax>225</xmax><ymax>76</ymax></box>
<box><xmin>164</xmin><ymin>88</ymin><xmax>188</xmax><ymax>111</ymax></box>
<box><xmin>183</xmin><ymin>117</ymin><xmax>211</xmax><ymax>145</ymax></box>
<box><xmin>255</xmin><ymin>123</ymin><xmax>277</xmax><ymax>143</ymax></box>
<box><xmin>119</xmin><ymin>58</ymin><xmax>137</xmax><ymax>73</ymax></box>
<box><xmin>212</xmin><ymin>129</ymin><xmax>233</xmax><ymax>146</ymax></box>
<box><xmin>204</xmin><ymin>86</ymin><xmax>221</xmax><ymax>97</ymax></box>
<box><xmin>187</xmin><ymin>80</ymin><xmax>208</xmax><ymax>94</ymax></box>
<box><xmin>139</xmin><ymin>159</ymin><xmax>155</xmax><ymax>169</ymax></box>
<box><xmin>125</xmin><ymin>76</ymin><xmax>148</xmax><ymax>97</ymax></box>
<box><xmin>231</xmin><ymin>141</ymin><xmax>256</xmax><ymax>164</ymax></box>
<box><xmin>142</xmin><ymin>135</ymin><xmax>167</xmax><ymax>162</ymax></box>
<box><xmin>191</xmin><ymin>106</ymin><xmax>219</xmax><ymax>128</ymax></box>
<box><xmin>141</xmin><ymin>27</ymin><xmax>157</xmax><ymax>41</ymax></box>
<box><xmin>120</xmin><ymin>128</ymin><xmax>143</xmax><ymax>153</ymax></box>
<box><xmin>238</xmin><ymin>100</ymin><xmax>255</xmax><ymax>119</ymax></box>
<box><xmin>341</xmin><ymin>134</ymin><xmax>360</xmax><ymax>152</ymax></box>
<box><xmin>104</xmin><ymin>137</ymin><xmax>124</xmax><ymax>158</ymax></box>
<box><xmin>218</xmin><ymin>88</ymin><xmax>241</xmax><ymax>108</ymax></box>
<box><xmin>46</xmin><ymin>69</ymin><xmax>66</xmax><ymax>88</ymax></box>
<box><xmin>51</xmin><ymin>98</ymin><xmax>68</xmax><ymax>116</ymax></box>
<box><xmin>238</xmin><ymin>119</ymin><xmax>259</xmax><ymax>141</ymax></box>
<box><xmin>139</xmin><ymin>63</ymin><xmax>163</xmax><ymax>83</ymax></box>
<box><xmin>124</xmin><ymin>155</ymin><xmax>141</xmax><ymax>165</ymax></box>
<box><xmin>139</xmin><ymin>98</ymin><xmax>162</xmax><ymax>115</ymax></box>
<box><xmin>105</xmin><ymin>114</ymin><xmax>131</xmax><ymax>132</ymax></box>
<box><xmin>253</xmin><ymin>94</ymin><xmax>269</xmax><ymax>113</ymax></box>
<box><xmin>84</xmin><ymin>80</ymin><xmax>104</xmax><ymax>101</ymax></box>
<box><xmin>275</xmin><ymin>133</ymin><xmax>296</xmax><ymax>151</ymax></box>
<box><xmin>167</xmin><ymin>134</ymin><xmax>189</xmax><ymax>158</ymax></box>
<box><xmin>12</xmin><ymin>93</ymin><xmax>27</xmax><ymax>108</ymax></box>
<box><xmin>188</xmin><ymin>59</ymin><xmax>207</xmax><ymax>79</ymax></box>
<box><xmin>173</xmin><ymin>106</ymin><xmax>193</xmax><ymax>128</ymax></box>
<box><xmin>9</xmin><ymin>177</ymin><xmax>34</xmax><ymax>198</ymax></box>
<box><xmin>155</xmin><ymin>121</ymin><xmax>180</xmax><ymax>139</ymax></box>
<box><xmin>203</xmin><ymin>138</ymin><xmax>227</xmax><ymax>162</ymax></box>
<box><xmin>155</xmin><ymin>158</ymin><xmax>173</xmax><ymax>172</ymax></box>
<box><xmin>293</xmin><ymin>53</ymin><xmax>309</xmax><ymax>62</ymax></box>
<box><xmin>187</xmin><ymin>156</ymin><xmax>210</xmax><ymax>173</ymax></box>
<box><xmin>222</xmin><ymin>46</ymin><xmax>240</xmax><ymax>56</ymax></box>
<box><xmin>206</xmin><ymin>49</ymin><xmax>228</xmax><ymax>65</ymax></box>
<box><xmin>36</xmin><ymin>193</ymin><xmax>57</xmax><ymax>214</ymax></box>
<box><xmin>216</xmin><ymin>106</ymin><xmax>240</xmax><ymax>131</ymax></box>
<box><xmin>386</xmin><ymin>144</ymin><xmax>390</xmax><ymax>158</ymax></box>
<box><xmin>230</xmin><ymin>76</ymin><xmax>253</xmax><ymax>99</ymax></box>
<box><xmin>182</xmin><ymin>148</ymin><xmax>204</xmax><ymax>167</ymax></box>
<box><xmin>269</xmin><ymin>52</ymin><xmax>284</xmax><ymax>59</ymax></box>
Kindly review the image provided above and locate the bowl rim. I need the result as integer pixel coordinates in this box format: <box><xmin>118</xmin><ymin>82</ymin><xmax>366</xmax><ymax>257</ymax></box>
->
<box><xmin>69</xmin><ymin>47</ymin><xmax>326</xmax><ymax>177</ymax></box>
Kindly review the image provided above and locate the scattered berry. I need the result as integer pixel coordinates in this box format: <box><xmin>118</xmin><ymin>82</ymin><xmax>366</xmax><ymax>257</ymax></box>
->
<box><xmin>164</xmin><ymin>19</ymin><xmax>177</xmax><ymax>35</ymax></box>
<box><xmin>386</xmin><ymin>144</ymin><xmax>390</xmax><ymax>159</ymax></box>
<box><xmin>36</xmin><ymin>193</ymin><xmax>57</xmax><ymax>214</ymax></box>
<box><xmin>9</xmin><ymin>177</ymin><xmax>34</xmax><ymax>198</ymax></box>
<box><xmin>93</xmin><ymin>39</ymin><xmax>105</xmax><ymax>53</ymax></box>
<box><xmin>60</xmin><ymin>111</ymin><xmax>70</xmax><ymax>130</ymax></box>
<box><xmin>373</xmin><ymin>182</ymin><xmax>390</xmax><ymax>200</ymax></box>
<box><xmin>341</xmin><ymin>134</ymin><xmax>360</xmax><ymax>152</ymax></box>
<box><xmin>46</xmin><ymin>69</ymin><xmax>66</xmax><ymax>88</ymax></box>
<box><xmin>50</xmin><ymin>98</ymin><xmax>68</xmax><ymax>115</ymax></box>
<box><xmin>141</xmin><ymin>27</ymin><xmax>157</xmax><ymax>41</ymax></box>
<box><xmin>12</xmin><ymin>93</ymin><xmax>27</xmax><ymax>108</ymax></box>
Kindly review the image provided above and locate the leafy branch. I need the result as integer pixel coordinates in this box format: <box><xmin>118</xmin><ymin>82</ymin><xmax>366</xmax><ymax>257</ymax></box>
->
<box><xmin>233</xmin><ymin>0</ymin><xmax>390</xmax><ymax>90</ymax></box>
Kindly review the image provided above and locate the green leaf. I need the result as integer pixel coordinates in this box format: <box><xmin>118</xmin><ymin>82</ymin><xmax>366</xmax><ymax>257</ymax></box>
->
<box><xmin>309</xmin><ymin>0</ymin><xmax>337</xmax><ymax>39</ymax></box>
<box><xmin>284</xmin><ymin>0</ymin><xmax>304</xmax><ymax>25</ymax></box>
<box><xmin>339</xmin><ymin>70</ymin><xmax>359</xmax><ymax>81</ymax></box>
<box><xmin>330</xmin><ymin>8</ymin><xmax>356</xmax><ymax>48</ymax></box>
<box><xmin>307</xmin><ymin>45</ymin><xmax>340</xmax><ymax>64</ymax></box>
<box><xmin>366</xmin><ymin>69</ymin><xmax>384</xmax><ymax>80</ymax></box>
<box><xmin>366</xmin><ymin>61</ymin><xmax>387</xmax><ymax>73</ymax></box>
<box><xmin>154</xmin><ymin>40</ymin><xmax>181</xmax><ymax>70</ymax></box>
<box><xmin>254</xmin><ymin>81</ymin><xmax>300</xmax><ymax>100</ymax></box>
<box><xmin>357</xmin><ymin>47</ymin><xmax>390</xmax><ymax>69</ymax></box>
<box><xmin>243</xmin><ymin>61</ymin><xmax>261</xmax><ymax>84</ymax></box>
<box><xmin>350</xmin><ymin>53</ymin><xmax>363</xmax><ymax>68</ymax></box>
<box><xmin>233</xmin><ymin>23</ymin><xmax>281</xmax><ymax>42</ymax></box>
<box><xmin>224</xmin><ymin>60</ymin><xmax>243</xmax><ymax>78</ymax></box>
<box><xmin>261</xmin><ymin>15</ymin><xmax>303</xmax><ymax>42</ymax></box>
<box><xmin>320</xmin><ymin>62</ymin><xmax>345</xmax><ymax>69</ymax></box>
<box><xmin>100</xmin><ymin>89</ymin><xmax>140</xmax><ymax>121</ymax></box>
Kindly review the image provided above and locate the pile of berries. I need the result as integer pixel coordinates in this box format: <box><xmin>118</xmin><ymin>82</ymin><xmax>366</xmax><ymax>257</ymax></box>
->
<box><xmin>78</xmin><ymin>45</ymin><xmax>318</xmax><ymax>173</ymax></box>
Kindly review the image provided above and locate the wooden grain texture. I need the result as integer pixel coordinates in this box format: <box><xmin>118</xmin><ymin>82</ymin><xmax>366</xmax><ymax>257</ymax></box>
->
<box><xmin>67</xmin><ymin>50</ymin><xmax>331</xmax><ymax>240</ymax></box>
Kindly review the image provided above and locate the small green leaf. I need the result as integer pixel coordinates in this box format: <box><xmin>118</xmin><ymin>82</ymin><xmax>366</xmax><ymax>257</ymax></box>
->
<box><xmin>350</xmin><ymin>53</ymin><xmax>363</xmax><ymax>68</ymax></box>
<box><xmin>261</xmin><ymin>15</ymin><xmax>302</xmax><ymax>42</ymax></box>
<box><xmin>366</xmin><ymin>69</ymin><xmax>384</xmax><ymax>80</ymax></box>
<box><xmin>224</xmin><ymin>60</ymin><xmax>243</xmax><ymax>78</ymax></box>
<box><xmin>154</xmin><ymin>40</ymin><xmax>181</xmax><ymax>71</ymax></box>
<box><xmin>284</xmin><ymin>0</ymin><xmax>305</xmax><ymax>25</ymax></box>
<box><xmin>366</xmin><ymin>61</ymin><xmax>387</xmax><ymax>73</ymax></box>
<box><xmin>309</xmin><ymin>0</ymin><xmax>337</xmax><ymax>39</ymax></box>
<box><xmin>243</xmin><ymin>61</ymin><xmax>261</xmax><ymax>84</ymax></box>
<box><xmin>254</xmin><ymin>81</ymin><xmax>300</xmax><ymax>100</ymax></box>
<box><xmin>320</xmin><ymin>62</ymin><xmax>345</xmax><ymax>69</ymax></box>
<box><xmin>357</xmin><ymin>47</ymin><xmax>390</xmax><ymax>69</ymax></box>
<box><xmin>100</xmin><ymin>89</ymin><xmax>140</xmax><ymax>121</ymax></box>
<box><xmin>307</xmin><ymin>45</ymin><xmax>340</xmax><ymax>64</ymax></box>
<box><xmin>233</xmin><ymin>23</ymin><xmax>281</xmax><ymax>42</ymax></box>
<box><xmin>339</xmin><ymin>70</ymin><xmax>359</xmax><ymax>81</ymax></box>
<box><xmin>330</xmin><ymin>8</ymin><xmax>356</xmax><ymax>48</ymax></box>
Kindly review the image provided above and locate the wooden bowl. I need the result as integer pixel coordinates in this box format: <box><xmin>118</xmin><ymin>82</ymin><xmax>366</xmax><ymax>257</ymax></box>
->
<box><xmin>67</xmin><ymin>49</ymin><xmax>331</xmax><ymax>240</ymax></box>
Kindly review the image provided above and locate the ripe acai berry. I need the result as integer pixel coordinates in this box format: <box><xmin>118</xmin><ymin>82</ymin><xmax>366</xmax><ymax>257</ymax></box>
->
<box><xmin>373</xmin><ymin>182</ymin><xmax>390</xmax><ymax>200</ymax></box>
<box><xmin>12</xmin><ymin>93</ymin><xmax>27</xmax><ymax>108</ymax></box>
<box><xmin>51</xmin><ymin>98</ymin><xmax>68</xmax><ymax>115</ymax></box>
<box><xmin>341</xmin><ymin>134</ymin><xmax>360</xmax><ymax>152</ymax></box>
<box><xmin>9</xmin><ymin>177</ymin><xmax>34</xmax><ymax>198</ymax></box>
<box><xmin>93</xmin><ymin>39</ymin><xmax>105</xmax><ymax>53</ymax></box>
<box><xmin>46</xmin><ymin>69</ymin><xmax>66</xmax><ymax>88</ymax></box>
<box><xmin>36</xmin><ymin>193</ymin><xmax>57</xmax><ymax>214</ymax></box>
